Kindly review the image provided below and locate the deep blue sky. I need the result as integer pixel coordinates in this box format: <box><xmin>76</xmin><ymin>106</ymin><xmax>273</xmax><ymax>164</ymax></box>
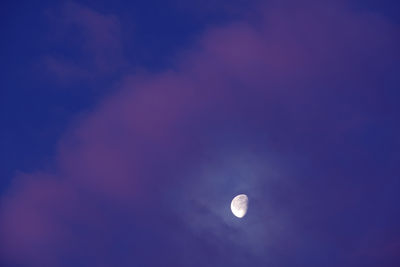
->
<box><xmin>1</xmin><ymin>0</ymin><xmax>252</xmax><ymax>191</ymax></box>
<box><xmin>1</xmin><ymin>0</ymin><xmax>399</xmax><ymax>192</ymax></box>
<box><xmin>1</xmin><ymin>0</ymin><xmax>400</xmax><ymax>266</ymax></box>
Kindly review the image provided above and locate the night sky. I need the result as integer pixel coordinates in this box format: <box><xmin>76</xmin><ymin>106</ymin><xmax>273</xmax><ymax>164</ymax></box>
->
<box><xmin>1</xmin><ymin>0</ymin><xmax>400</xmax><ymax>266</ymax></box>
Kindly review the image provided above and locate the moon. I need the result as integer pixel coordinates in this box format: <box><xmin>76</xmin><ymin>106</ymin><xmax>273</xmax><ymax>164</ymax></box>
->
<box><xmin>230</xmin><ymin>194</ymin><xmax>248</xmax><ymax>218</ymax></box>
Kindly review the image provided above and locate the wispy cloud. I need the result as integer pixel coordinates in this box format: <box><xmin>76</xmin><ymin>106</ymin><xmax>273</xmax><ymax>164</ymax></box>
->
<box><xmin>38</xmin><ymin>2</ymin><xmax>126</xmax><ymax>84</ymax></box>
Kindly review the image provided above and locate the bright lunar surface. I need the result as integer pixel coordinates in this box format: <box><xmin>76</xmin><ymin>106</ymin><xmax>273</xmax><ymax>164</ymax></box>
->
<box><xmin>230</xmin><ymin>194</ymin><xmax>248</xmax><ymax>218</ymax></box>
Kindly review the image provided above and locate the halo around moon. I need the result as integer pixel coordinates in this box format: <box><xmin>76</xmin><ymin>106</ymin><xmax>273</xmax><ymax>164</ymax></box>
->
<box><xmin>230</xmin><ymin>194</ymin><xmax>248</xmax><ymax>218</ymax></box>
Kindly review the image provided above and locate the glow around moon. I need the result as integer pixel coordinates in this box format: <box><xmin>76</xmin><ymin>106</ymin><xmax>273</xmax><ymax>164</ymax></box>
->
<box><xmin>230</xmin><ymin>194</ymin><xmax>248</xmax><ymax>218</ymax></box>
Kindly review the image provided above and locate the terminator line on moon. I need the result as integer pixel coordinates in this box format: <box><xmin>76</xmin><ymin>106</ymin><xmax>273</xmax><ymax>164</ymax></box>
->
<box><xmin>230</xmin><ymin>194</ymin><xmax>248</xmax><ymax>218</ymax></box>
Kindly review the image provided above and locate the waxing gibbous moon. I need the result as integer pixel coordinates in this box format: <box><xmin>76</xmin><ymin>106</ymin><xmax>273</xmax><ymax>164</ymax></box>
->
<box><xmin>230</xmin><ymin>194</ymin><xmax>248</xmax><ymax>218</ymax></box>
